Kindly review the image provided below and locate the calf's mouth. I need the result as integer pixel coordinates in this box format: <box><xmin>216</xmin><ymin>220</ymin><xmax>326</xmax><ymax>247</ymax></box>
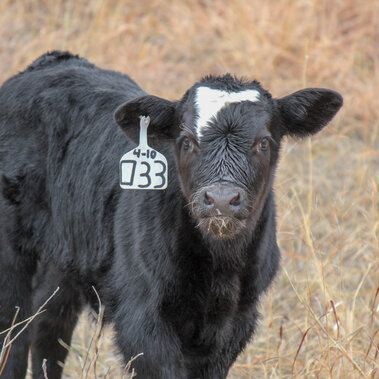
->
<box><xmin>196</xmin><ymin>216</ymin><xmax>246</xmax><ymax>239</ymax></box>
<box><xmin>187</xmin><ymin>183</ymin><xmax>250</xmax><ymax>239</ymax></box>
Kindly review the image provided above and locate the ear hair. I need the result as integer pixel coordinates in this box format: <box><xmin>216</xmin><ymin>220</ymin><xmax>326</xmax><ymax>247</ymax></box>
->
<box><xmin>277</xmin><ymin>88</ymin><xmax>343</xmax><ymax>137</ymax></box>
<box><xmin>114</xmin><ymin>95</ymin><xmax>177</xmax><ymax>143</ymax></box>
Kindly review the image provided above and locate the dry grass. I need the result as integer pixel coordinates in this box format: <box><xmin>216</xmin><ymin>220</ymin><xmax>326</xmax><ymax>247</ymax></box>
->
<box><xmin>0</xmin><ymin>0</ymin><xmax>378</xmax><ymax>377</ymax></box>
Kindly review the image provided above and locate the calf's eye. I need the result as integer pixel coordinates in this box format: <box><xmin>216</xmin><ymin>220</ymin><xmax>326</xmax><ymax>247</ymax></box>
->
<box><xmin>182</xmin><ymin>136</ymin><xmax>192</xmax><ymax>151</ymax></box>
<box><xmin>259</xmin><ymin>137</ymin><xmax>269</xmax><ymax>151</ymax></box>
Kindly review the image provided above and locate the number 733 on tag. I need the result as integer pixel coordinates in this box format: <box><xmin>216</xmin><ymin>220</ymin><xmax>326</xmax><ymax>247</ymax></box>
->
<box><xmin>119</xmin><ymin>147</ymin><xmax>168</xmax><ymax>190</ymax></box>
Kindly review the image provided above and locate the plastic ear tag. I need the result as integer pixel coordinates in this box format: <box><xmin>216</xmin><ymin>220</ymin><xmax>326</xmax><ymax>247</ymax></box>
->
<box><xmin>119</xmin><ymin>116</ymin><xmax>168</xmax><ymax>190</ymax></box>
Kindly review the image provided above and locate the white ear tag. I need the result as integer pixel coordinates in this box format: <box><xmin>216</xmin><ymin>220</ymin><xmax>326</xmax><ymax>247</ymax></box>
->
<box><xmin>119</xmin><ymin>116</ymin><xmax>168</xmax><ymax>190</ymax></box>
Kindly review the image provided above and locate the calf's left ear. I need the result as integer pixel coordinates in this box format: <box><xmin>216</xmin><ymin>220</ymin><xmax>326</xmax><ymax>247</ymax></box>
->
<box><xmin>114</xmin><ymin>95</ymin><xmax>178</xmax><ymax>143</ymax></box>
<box><xmin>277</xmin><ymin>88</ymin><xmax>343</xmax><ymax>137</ymax></box>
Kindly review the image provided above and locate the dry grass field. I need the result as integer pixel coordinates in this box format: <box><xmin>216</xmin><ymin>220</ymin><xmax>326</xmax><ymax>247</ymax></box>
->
<box><xmin>0</xmin><ymin>0</ymin><xmax>378</xmax><ymax>378</ymax></box>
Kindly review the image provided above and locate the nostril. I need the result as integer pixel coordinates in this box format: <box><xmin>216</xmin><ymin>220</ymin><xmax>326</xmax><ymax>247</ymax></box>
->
<box><xmin>229</xmin><ymin>193</ymin><xmax>240</xmax><ymax>207</ymax></box>
<box><xmin>204</xmin><ymin>192</ymin><xmax>215</xmax><ymax>206</ymax></box>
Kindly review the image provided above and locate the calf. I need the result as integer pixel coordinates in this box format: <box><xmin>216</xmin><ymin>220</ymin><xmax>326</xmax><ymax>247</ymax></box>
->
<box><xmin>0</xmin><ymin>51</ymin><xmax>342</xmax><ymax>378</ymax></box>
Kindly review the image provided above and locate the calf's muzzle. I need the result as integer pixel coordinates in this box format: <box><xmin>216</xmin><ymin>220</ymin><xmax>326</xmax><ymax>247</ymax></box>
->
<box><xmin>200</xmin><ymin>183</ymin><xmax>247</xmax><ymax>218</ymax></box>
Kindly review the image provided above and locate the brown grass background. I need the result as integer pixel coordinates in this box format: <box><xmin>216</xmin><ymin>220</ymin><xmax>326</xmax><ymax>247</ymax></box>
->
<box><xmin>0</xmin><ymin>0</ymin><xmax>378</xmax><ymax>377</ymax></box>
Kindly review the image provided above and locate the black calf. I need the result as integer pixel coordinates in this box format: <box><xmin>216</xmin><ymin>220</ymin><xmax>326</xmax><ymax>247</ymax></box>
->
<box><xmin>0</xmin><ymin>51</ymin><xmax>342</xmax><ymax>378</ymax></box>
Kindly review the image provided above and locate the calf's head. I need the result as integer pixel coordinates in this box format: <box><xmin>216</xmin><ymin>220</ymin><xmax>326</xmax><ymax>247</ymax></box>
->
<box><xmin>115</xmin><ymin>75</ymin><xmax>342</xmax><ymax>240</ymax></box>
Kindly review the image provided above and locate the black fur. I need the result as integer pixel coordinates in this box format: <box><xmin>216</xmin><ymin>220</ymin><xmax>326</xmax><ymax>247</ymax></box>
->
<box><xmin>0</xmin><ymin>51</ymin><xmax>343</xmax><ymax>378</ymax></box>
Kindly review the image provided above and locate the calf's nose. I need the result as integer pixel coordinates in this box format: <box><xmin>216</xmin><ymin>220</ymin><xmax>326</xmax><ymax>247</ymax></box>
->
<box><xmin>203</xmin><ymin>185</ymin><xmax>243</xmax><ymax>217</ymax></box>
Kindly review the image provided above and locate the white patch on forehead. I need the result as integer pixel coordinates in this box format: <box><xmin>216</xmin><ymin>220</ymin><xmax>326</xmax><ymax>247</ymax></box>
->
<box><xmin>195</xmin><ymin>87</ymin><xmax>260</xmax><ymax>139</ymax></box>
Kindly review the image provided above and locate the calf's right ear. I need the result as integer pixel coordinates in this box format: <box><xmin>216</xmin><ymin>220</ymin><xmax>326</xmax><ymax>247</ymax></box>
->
<box><xmin>114</xmin><ymin>95</ymin><xmax>178</xmax><ymax>143</ymax></box>
<box><xmin>277</xmin><ymin>88</ymin><xmax>343</xmax><ymax>137</ymax></box>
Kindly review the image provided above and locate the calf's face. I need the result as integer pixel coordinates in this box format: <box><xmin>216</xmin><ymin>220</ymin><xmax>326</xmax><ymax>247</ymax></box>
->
<box><xmin>115</xmin><ymin>76</ymin><xmax>342</xmax><ymax>240</ymax></box>
<box><xmin>175</xmin><ymin>87</ymin><xmax>279</xmax><ymax>239</ymax></box>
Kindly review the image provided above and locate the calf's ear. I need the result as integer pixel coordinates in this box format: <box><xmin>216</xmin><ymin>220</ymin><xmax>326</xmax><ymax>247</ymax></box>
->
<box><xmin>114</xmin><ymin>95</ymin><xmax>178</xmax><ymax>143</ymax></box>
<box><xmin>277</xmin><ymin>88</ymin><xmax>343</xmax><ymax>137</ymax></box>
